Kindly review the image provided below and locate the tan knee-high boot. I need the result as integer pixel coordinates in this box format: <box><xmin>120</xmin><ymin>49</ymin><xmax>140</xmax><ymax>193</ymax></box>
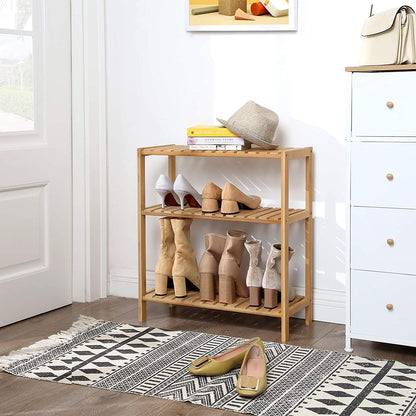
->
<box><xmin>171</xmin><ymin>218</ymin><xmax>200</xmax><ymax>298</ymax></box>
<box><xmin>262</xmin><ymin>244</ymin><xmax>296</xmax><ymax>309</ymax></box>
<box><xmin>199</xmin><ymin>233</ymin><xmax>226</xmax><ymax>301</ymax></box>
<box><xmin>218</xmin><ymin>230</ymin><xmax>248</xmax><ymax>304</ymax></box>
<box><xmin>154</xmin><ymin>218</ymin><xmax>175</xmax><ymax>296</ymax></box>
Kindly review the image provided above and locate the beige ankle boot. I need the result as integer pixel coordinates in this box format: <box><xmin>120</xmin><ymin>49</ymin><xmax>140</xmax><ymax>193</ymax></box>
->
<box><xmin>154</xmin><ymin>218</ymin><xmax>175</xmax><ymax>296</ymax></box>
<box><xmin>171</xmin><ymin>218</ymin><xmax>200</xmax><ymax>298</ymax></box>
<box><xmin>218</xmin><ymin>230</ymin><xmax>248</xmax><ymax>304</ymax></box>
<box><xmin>262</xmin><ymin>244</ymin><xmax>296</xmax><ymax>309</ymax></box>
<box><xmin>244</xmin><ymin>240</ymin><xmax>264</xmax><ymax>307</ymax></box>
<box><xmin>199</xmin><ymin>233</ymin><xmax>226</xmax><ymax>301</ymax></box>
<box><xmin>221</xmin><ymin>182</ymin><xmax>261</xmax><ymax>215</ymax></box>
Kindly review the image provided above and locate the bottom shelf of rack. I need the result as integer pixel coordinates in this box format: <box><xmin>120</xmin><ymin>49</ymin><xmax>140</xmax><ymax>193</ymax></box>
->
<box><xmin>143</xmin><ymin>289</ymin><xmax>308</xmax><ymax>318</ymax></box>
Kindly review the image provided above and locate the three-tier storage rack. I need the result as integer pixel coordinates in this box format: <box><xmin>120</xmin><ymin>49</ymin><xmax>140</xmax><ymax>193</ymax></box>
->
<box><xmin>137</xmin><ymin>144</ymin><xmax>313</xmax><ymax>343</ymax></box>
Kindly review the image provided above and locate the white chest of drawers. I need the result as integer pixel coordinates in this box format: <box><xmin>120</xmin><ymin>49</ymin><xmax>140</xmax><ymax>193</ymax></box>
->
<box><xmin>346</xmin><ymin>65</ymin><xmax>416</xmax><ymax>352</ymax></box>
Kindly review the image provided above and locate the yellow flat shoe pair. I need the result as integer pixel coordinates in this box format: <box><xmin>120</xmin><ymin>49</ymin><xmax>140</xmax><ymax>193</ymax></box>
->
<box><xmin>188</xmin><ymin>337</ymin><xmax>267</xmax><ymax>397</ymax></box>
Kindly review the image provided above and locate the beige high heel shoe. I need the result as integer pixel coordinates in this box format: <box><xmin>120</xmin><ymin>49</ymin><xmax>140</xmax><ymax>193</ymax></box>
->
<box><xmin>218</xmin><ymin>230</ymin><xmax>248</xmax><ymax>304</ymax></box>
<box><xmin>154</xmin><ymin>218</ymin><xmax>175</xmax><ymax>296</ymax></box>
<box><xmin>262</xmin><ymin>244</ymin><xmax>296</xmax><ymax>309</ymax></box>
<box><xmin>221</xmin><ymin>182</ymin><xmax>261</xmax><ymax>215</ymax></box>
<box><xmin>202</xmin><ymin>182</ymin><xmax>222</xmax><ymax>213</ymax></box>
<box><xmin>171</xmin><ymin>218</ymin><xmax>200</xmax><ymax>297</ymax></box>
<box><xmin>244</xmin><ymin>240</ymin><xmax>264</xmax><ymax>307</ymax></box>
<box><xmin>199</xmin><ymin>233</ymin><xmax>226</xmax><ymax>301</ymax></box>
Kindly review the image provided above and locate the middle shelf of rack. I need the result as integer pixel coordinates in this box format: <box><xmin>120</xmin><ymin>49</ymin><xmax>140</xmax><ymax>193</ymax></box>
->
<box><xmin>142</xmin><ymin>204</ymin><xmax>311</xmax><ymax>225</ymax></box>
<box><xmin>143</xmin><ymin>289</ymin><xmax>308</xmax><ymax>318</ymax></box>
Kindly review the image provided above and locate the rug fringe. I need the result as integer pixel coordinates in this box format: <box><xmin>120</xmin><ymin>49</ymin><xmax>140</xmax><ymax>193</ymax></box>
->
<box><xmin>0</xmin><ymin>315</ymin><xmax>101</xmax><ymax>371</ymax></box>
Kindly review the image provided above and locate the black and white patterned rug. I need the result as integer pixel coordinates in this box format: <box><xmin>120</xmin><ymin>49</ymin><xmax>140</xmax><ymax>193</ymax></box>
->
<box><xmin>1</xmin><ymin>316</ymin><xmax>416</xmax><ymax>416</ymax></box>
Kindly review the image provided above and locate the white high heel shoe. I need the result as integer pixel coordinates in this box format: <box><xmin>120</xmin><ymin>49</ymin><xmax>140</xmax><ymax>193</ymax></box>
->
<box><xmin>155</xmin><ymin>174</ymin><xmax>180</xmax><ymax>208</ymax></box>
<box><xmin>173</xmin><ymin>174</ymin><xmax>202</xmax><ymax>210</ymax></box>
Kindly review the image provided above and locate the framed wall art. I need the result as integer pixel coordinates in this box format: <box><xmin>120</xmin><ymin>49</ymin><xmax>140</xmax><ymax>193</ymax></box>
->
<box><xmin>187</xmin><ymin>0</ymin><xmax>297</xmax><ymax>32</ymax></box>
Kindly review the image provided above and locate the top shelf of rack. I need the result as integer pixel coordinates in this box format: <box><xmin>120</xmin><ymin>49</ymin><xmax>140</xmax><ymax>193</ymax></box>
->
<box><xmin>138</xmin><ymin>145</ymin><xmax>312</xmax><ymax>160</ymax></box>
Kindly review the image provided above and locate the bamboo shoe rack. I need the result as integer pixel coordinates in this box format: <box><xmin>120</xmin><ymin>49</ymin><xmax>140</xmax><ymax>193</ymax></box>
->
<box><xmin>137</xmin><ymin>145</ymin><xmax>313</xmax><ymax>343</ymax></box>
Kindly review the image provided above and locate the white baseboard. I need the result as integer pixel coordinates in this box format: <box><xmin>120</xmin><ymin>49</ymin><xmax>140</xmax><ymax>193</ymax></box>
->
<box><xmin>108</xmin><ymin>268</ymin><xmax>346</xmax><ymax>324</ymax></box>
<box><xmin>108</xmin><ymin>268</ymin><xmax>155</xmax><ymax>298</ymax></box>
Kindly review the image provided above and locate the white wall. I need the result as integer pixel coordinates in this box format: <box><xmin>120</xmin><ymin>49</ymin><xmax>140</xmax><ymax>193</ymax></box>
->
<box><xmin>105</xmin><ymin>0</ymin><xmax>406</xmax><ymax>323</ymax></box>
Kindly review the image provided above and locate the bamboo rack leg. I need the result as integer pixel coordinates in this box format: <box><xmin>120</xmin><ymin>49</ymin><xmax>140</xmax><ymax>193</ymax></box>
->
<box><xmin>281</xmin><ymin>155</ymin><xmax>290</xmax><ymax>343</ymax></box>
<box><xmin>138</xmin><ymin>150</ymin><xmax>147</xmax><ymax>322</ymax></box>
<box><xmin>168</xmin><ymin>155</ymin><xmax>176</xmax><ymax>182</ymax></box>
<box><xmin>168</xmin><ymin>155</ymin><xmax>176</xmax><ymax>311</ymax></box>
<box><xmin>305</xmin><ymin>152</ymin><xmax>313</xmax><ymax>325</ymax></box>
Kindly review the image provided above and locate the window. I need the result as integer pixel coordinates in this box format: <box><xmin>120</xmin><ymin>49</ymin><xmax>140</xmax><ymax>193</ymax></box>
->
<box><xmin>0</xmin><ymin>0</ymin><xmax>34</xmax><ymax>133</ymax></box>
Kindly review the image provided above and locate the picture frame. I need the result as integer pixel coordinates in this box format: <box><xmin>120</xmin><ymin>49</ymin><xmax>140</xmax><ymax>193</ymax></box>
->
<box><xmin>187</xmin><ymin>0</ymin><xmax>297</xmax><ymax>32</ymax></box>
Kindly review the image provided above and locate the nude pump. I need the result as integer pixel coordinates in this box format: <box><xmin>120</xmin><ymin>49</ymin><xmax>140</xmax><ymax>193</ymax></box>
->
<box><xmin>201</xmin><ymin>182</ymin><xmax>222</xmax><ymax>213</ymax></box>
<box><xmin>221</xmin><ymin>182</ymin><xmax>261</xmax><ymax>215</ymax></box>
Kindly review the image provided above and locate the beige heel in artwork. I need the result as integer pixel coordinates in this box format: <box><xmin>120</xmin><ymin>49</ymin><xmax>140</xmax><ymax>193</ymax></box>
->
<box><xmin>263</xmin><ymin>288</ymin><xmax>278</xmax><ymax>309</ymax></box>
<box><xmin>155</xmin><ymin>274</ymin><xmax>168</xmax><ymax>296</ymax></box>
<box><xmin>173</xmin><ymin>276</ymin><xmax>187</xmax><ymax>298</ymax></box>
<box><xmin>200</xmin><ymin>273</ymin><xmax>215</xmax><ymax>301</ymax></box>
<box><xmin>219</xmin><ymin>275</ymin><xmax>236</xmax><ymax>304</ymax></box>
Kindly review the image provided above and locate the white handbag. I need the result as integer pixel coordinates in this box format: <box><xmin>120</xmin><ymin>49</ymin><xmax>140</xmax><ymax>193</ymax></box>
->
<box><xmin>359</xmin><ymin>5</ymin><xmax>416</xmax><ymax>66</ymax></box>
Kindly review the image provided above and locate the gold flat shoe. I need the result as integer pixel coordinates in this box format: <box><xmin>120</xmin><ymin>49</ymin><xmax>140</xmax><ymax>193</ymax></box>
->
<box><xmin>189</xmin><ymin>337</ymin><xmax>264</xmax><ymax>376</ymax></box>
<box><xmin>236</xmin><ymin>344</ymin><xmax>267</xmax><ymax>397</ymax></box>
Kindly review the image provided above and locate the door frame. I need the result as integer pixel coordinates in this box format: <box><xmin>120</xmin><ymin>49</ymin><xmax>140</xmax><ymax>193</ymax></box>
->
<box><xmin>71</xmin><ymin>0</ymin><xmax>108</xmax><ymax>302</ymax></box>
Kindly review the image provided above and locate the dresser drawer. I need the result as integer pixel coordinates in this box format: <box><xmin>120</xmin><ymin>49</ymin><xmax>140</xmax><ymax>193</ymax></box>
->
<box><xmin>351</xmin><ymin>207</ymin><xmax>416</xmax><ymax>275</ymax></box>
<box><xmin>351</xmin><ymin>142</ymin><xmax>416</xmax><ymax>208</ymax></box>
<box><xmin>352</xmin><ymin>72</ymin><xmax>416</xmax><ymax>137</ymax></box>
<box><xmin>351</xmin><ymin>270</ymin><xmax>416</xmax><ymax>346</ymax></box>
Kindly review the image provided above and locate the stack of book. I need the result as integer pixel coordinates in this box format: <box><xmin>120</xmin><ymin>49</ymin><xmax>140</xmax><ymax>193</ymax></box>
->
<box><xmin>187</xmin><ymin>125</ymin><xmax>251</xmax><ymax>151</ymax></box>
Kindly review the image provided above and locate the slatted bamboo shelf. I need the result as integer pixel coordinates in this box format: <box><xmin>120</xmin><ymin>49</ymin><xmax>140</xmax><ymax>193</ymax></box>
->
<box><xmin>140</xmin><ymin>144</ymin><xmax>311</xmax><ymax>159</ymax></box>
<box><xmin>137</xmin><ymin>144</ymin><xmax>313</xmax><ymax>343</ymax></box>
<box><xmin>143</xmin><ymin>205</ymin><xmax>310</xmax><ymax>225</ymax></box>
<box><xmin>143</xmin><ymin>290</ymin><xmax>308</xmax><ymax>318</ymax></box>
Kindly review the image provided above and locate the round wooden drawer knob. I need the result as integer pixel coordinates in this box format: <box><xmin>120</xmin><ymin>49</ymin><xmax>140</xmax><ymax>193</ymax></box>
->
<box><xmin>386</xmin><ymin>101</ymin><xmax>394</xmax><ymax>109</ymax></box>
<box><xmin>386</xmin><ymin>304</ymin><xmax>393</xmax><ymax>311</ymax></box>
<box><xmin>387</xmin><ymin>238</ymin><xmax>394</xmax><ymax>246</ymax></box>
<box><xmin>386</xmin><ymin>173</ymin><xmax>394</xmax><ymax>180</ymax></box>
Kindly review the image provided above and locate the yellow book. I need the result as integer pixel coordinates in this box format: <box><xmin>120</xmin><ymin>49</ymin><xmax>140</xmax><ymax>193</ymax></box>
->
<box><xmin>187</xmin><ymin>125</ymin><xmax>238</xmax><ymax>137</ymax></box>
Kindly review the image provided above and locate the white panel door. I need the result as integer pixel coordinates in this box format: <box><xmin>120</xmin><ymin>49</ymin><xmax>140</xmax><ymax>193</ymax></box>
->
<box><xmin>0</xmin><ymin>0</ymin><xmax>72</xmax><ymax>326</ymax></box>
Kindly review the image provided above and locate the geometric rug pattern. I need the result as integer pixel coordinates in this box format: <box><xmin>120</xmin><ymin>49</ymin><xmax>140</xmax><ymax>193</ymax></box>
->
<box><xmin>1</xmin><ymin>316</ymin><xmax>416</xmax><ymax>416</ymax></box>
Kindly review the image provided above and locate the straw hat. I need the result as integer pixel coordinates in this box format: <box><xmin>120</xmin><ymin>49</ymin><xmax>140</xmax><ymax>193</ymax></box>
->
<box><xmin>217</xmin><ymin>101</ymin><xmax>279</xmax><ymax>149</ymax></box>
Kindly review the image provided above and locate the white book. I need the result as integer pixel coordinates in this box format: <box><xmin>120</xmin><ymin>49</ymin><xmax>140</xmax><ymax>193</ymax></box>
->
<box><xmin>187</xmin><ymin>136</ymin><xmax>247</xmax><ymax>145</ymax></box>
<box><xmin>189</xmin><ymin>144</ymin><xmax>217</xmax><ymax>150</ymax></box>
<box><xmin>189</xmin><ymin>144</ymin><xmax>248</xmax><ymax>151</ymax></box>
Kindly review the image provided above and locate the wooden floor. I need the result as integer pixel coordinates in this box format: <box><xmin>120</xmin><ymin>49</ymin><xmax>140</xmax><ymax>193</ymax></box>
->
<box><xmin>1</xmin><ymin>297</ymin><xmax>415</xmax><ymax>416</ymax></box>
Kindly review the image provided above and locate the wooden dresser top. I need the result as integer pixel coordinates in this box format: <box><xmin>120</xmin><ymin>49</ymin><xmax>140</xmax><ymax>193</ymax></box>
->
<box><xmin>346</xmin><ymin>64</ymin><xmax>416</xmax><ymax>72</ymax></box>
